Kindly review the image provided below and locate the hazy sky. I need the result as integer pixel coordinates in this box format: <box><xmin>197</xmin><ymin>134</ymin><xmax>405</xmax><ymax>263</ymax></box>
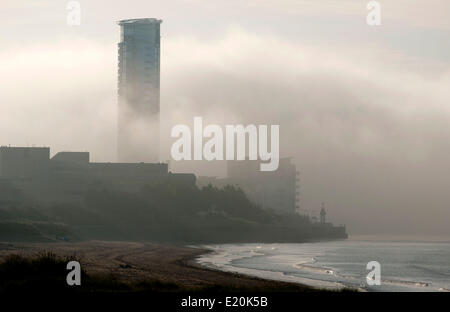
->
<box><xmin>1</xmin><ymin>0</ymin><xmax>450</xmax><ymax>237</ymax></box>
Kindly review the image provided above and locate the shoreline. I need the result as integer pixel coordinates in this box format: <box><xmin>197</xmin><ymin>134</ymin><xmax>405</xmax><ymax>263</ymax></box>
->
<box><xmin>0</xmin><ymin>241</ymin><xmax>326</xmax><ymax>292</ymax></box>
<box><xmin>193</xmin><ymin>244</ymin><xmax>351</xmax><ymax>291</ymax></box>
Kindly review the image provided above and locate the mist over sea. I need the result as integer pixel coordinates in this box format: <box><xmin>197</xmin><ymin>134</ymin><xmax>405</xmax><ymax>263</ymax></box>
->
<box><xmin>197</xmin><ymin>240</ymin><xmax>450</xmax><ymax>292</ymax></box>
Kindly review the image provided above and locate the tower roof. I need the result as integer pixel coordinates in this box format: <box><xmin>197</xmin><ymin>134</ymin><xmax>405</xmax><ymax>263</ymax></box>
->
<box><xmin>118</xmin><ymin>18</ymin><xmax>162</xmax><ymax>25</ymax></box>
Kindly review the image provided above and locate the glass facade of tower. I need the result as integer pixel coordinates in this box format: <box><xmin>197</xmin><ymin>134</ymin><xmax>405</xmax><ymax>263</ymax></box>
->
<box><xmin>117</xmin><ymin>18</ymin><xmax>162</xmax><ymax>162</ymax></box>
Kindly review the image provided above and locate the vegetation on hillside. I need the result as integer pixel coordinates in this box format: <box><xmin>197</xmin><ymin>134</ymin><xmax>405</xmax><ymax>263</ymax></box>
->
<box><xmin>0</xmin><ymin>181</ymin><xmax>346</xmax><ymax>243</ymax></box>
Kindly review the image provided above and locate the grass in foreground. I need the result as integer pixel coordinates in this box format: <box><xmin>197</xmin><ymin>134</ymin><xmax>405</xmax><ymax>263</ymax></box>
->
<box><xmin>0</xmin><ymin>252</ymin><xmax>356</xmax><ymax>293</ymax></box>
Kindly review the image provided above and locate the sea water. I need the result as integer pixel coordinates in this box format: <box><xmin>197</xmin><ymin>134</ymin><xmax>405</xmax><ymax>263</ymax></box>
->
<box><xmin>196</xmin><ymin>240</ymin><xmax>450</xmax><ymax>292</ymax></box>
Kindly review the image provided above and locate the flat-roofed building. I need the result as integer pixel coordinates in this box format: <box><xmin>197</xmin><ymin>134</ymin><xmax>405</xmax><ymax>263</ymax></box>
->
<box><xmin>0</xmin><ymin>146</ymin><xmax>195</xmax><ymax>203</ymax></box>
<box><xmin>0</xmin><ymin>146</ymin><xmax>50</xmax><ymax>179</ymax></box>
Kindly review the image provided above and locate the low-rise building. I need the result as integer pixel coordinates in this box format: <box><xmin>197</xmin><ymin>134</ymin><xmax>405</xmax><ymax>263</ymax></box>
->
<box><xmin>198</xmin><ymin>158</ymin><xmax>299</xmax><ymax>215</ymax></box>
<box><xmin>0</xmin><ymin>146</ymin><xmax>195</xmax><ymax>203</ymax></box>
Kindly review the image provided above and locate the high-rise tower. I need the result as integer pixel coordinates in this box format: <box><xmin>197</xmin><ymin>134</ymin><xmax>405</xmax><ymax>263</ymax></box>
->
<box><xmin>117</xmin><ymin>18</ymin><xmax>162</xmax><ymax>162</ymax></box>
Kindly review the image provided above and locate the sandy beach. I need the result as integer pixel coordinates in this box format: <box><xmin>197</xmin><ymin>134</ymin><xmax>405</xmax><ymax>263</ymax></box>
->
<box><xmin>0</xmin><ymin>241</ymin><xmax>315</xmax><ymax>292</ymax></box>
